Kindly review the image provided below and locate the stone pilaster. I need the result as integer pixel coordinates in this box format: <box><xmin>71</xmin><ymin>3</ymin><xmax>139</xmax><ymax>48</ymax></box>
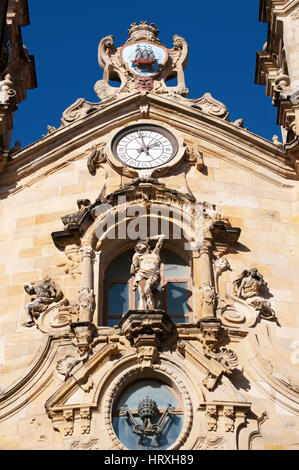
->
<box><xmin>198</xmin><ymin>238</ymin><xmax>216</xmax><ymax>318</ymax></box>
<box><xmin>78</xmin><ymin>246</ymin><xmax>95</xmax><ymax>323</ymax></box>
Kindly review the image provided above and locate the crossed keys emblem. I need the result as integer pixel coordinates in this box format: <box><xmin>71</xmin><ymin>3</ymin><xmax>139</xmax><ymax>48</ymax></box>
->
<box><xmin>120</xmin><ymin>397</ymin><xmax>174</xmax><ymax>446</ymax></box>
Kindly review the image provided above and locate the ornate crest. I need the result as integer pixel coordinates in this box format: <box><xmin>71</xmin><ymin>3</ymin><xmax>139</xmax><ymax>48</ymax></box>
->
<box><xmin>94</xmin><ymin>21</ymin><xmax>188</xmax><ymax>102</ymax></box>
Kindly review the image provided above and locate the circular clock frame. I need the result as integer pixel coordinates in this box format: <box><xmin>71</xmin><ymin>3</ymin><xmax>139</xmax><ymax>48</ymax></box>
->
<box><xmin>111</xmin><ymin>123</ymin><xmax>179</xmax><ymax>170</ymax></box>
<box><xmin>106</xmin><ymin>121</ymin><xmax>186</xmax><ymax>178</ymax></box>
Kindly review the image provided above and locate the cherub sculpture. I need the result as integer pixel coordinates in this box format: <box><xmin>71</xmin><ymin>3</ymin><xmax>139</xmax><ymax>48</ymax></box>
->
<box><xmin>130</xmin><ymin>234</ymin><xmax>165</xmax><ymax>310</ymax></box>
<box><xmin>24</xmin><ymin>276</ymin><xmax>62</xmax><ymax>327</ymax></box>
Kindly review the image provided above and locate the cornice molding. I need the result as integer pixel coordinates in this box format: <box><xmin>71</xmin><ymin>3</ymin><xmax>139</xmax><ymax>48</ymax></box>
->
<box><xmin>0</xmin><ymin>92</ymin><xmax>297</xmax><ymax>194</ymax></box>
<box><xmin>259</xmin><ymin>0</ymin><xmax>299</xmax><ymax>21</ymax></box>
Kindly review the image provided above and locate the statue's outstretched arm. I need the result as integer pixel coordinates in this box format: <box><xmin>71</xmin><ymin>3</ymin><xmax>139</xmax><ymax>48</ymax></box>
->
<box><xmin>152</xmin><ymin>234</ymin><xmax>166</xmax><ymax>254</ymax></box>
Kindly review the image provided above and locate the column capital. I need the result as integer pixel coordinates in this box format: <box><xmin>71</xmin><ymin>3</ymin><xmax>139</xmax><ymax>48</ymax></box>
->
<box><xmin>80</xmin><ymin>245</ymin><xmax>94</xmax><ymax>260</ymax></box>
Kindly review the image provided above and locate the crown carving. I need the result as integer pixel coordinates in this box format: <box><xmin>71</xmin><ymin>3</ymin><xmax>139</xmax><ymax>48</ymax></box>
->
<box><xmin>127</xmin><ymin>21</ymin><xmax>161</xmax><ymax>44</ymax></box>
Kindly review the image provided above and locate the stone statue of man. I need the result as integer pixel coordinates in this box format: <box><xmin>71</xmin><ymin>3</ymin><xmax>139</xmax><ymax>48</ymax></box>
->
<box><xmin>24</xmin><ymin>276</ymin><xmax>61</xmax><ymax>327</ymax></box>
<box><xmin>130</xmin><ymin>234</ymin><xmax>165</xmax><ymax>310</ymax></box>
<box><xmin>233</xmin><ymin>268</ymin><xmax>266</xmax><ymax>299</ymax></box>
<box><xmin>233</xmin><ymin>268</ymin><xmax>275</xmax><ymax>319</ymax></box>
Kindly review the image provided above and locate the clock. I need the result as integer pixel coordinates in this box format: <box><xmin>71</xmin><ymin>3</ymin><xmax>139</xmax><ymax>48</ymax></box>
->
<box><xmin>111</xmin><ymin>124</ymin><xmax>178</xmax><ymax>169</ymax></box>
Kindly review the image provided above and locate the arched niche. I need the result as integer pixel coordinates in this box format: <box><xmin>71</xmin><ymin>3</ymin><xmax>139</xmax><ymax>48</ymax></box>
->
<box><xmin>101</xmin><ymin>247</ymin><xmax>193</xmax><ymax>326</ymax></box>
<box><xmin>80</xmin><ymin>200</ymin><xmax>199</xmax><ymax>326</ymax></box>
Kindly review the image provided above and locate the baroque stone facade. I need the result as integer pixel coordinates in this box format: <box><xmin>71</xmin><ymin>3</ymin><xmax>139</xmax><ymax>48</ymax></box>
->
<box><xmin>0</xmin><ymin>4</ymin><xmax>299</xmax><ymax>451</ymax></box>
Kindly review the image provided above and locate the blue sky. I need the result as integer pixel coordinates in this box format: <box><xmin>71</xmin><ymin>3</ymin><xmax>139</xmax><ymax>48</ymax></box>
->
<box><xmin>12</xmin><ymin>0</ymin><xmax>281</xmax><ymax>149</ymax></box>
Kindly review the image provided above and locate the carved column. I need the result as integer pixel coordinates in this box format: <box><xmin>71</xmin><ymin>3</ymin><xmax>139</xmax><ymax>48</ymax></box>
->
<box><xmin>198</xmin><ymin>238</ymin><xmax>216</xmax><ymax>318</ymax></box>
<box><xmin>78</xmin><ymin>246</ymin><xmax>95</xmax><ymax>322</ymax></box>
<box><xmin>80</xmin><ymin>246</ymin><xmax>94</xmax><ymax>289</ymax></box>
<box><xmin>192</xmin><ymin>250</ymin><xmax>201</xmax><ymax>322</ymax></box>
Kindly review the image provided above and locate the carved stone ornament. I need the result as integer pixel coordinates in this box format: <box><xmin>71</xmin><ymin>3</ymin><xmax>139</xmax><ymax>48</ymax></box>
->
<box><xmin>223</xmin><ymin>406</ymin><xmax>235</xmax><ymax>432</ymax></box>
<box><xmin>62</xmin><ymin>410</ymin><xmax>74</xmax><ymax>437</ymax></box>
<box><xmin>274</xmin><ymin>70</ymin><xmax>291</xmax><ymax>93</ymax></box>
<box><xmin>37</xmin><ymin>298</ymin><xmax>79</xmax><ymax>334</ymax></box>
<box><xmin>56</xmin><ymin>354</ymin><xmax>86</xmax><ymax>380</ymax></box>
<box><xmin>201</xmin><ymin>282</ymin><xmax>217</xmax><ymax>310</ymax></box>
<box><xmin>57</xmin><ymin>245</ymin><xmax>82</xmax><ymax>278</ymax></box>
<box><xmin>194</xmin><ymin>436</ymin><xmax>227</xmax><ymax>450</ymax></box>
<box><xmin>69</xmin><ymin>437</ymin><xmax>99</xmax><ymax>450</ymax></box>
<box><xmin>69</xmin><ymin>437</ymin><xmax>100</xmax><ymax>450</ymax></box>
<box><xmin>198</xmin><ymin>318</ymin><xmax>239</xmax><ymax>390</ymax></box>
<box><xmin>94</xmin><ymin>21</ymin><xmax>188</xmax><ymax>103</ymax></box>
<box><xmin>78</xmin><ymin>287</ymin><xmax>95</xmax><ymax>324</ymax></box>
<box><xmin>218</xmin><ymin>268</ymin><xmax>277</xmax><ymax>328</ymax></box>
<box><xmin>134</xmin><ymin>76</ymin><xmax>153</xmax><ymax>92</ymax></box>
<box><xmin>0</xmin><ymin>74</ymin><xmax>16</xmax><ymax>105</ymax></box>
<box><xmin>215</xmin><ymin>255</ymin><xmax>231</xmax><ymax>291</ymax></box>
<box><xmin>52</xmin><ymin>178</ymin><xmax>200</xmax><ymax>249</ymax></box>
<box><xmin>23</xmin><ymin>276</ymin><xmax>63</xmax><ymax>327</ymax></box>
<box><xmin>70</xmin><ymin>321</ymin><xmax>96</xmax><ymax>356</ymax></box>
<box><xmin>60</xmin><ymin>98</ymin><xmax>101</xmax><ymax>126</ymax></box>
<box><xmin>119</xmin><ymin>310</ymin><xmax>176</xmax><ymax>359</ymax></box>
<box><xmin>55</xmin><ymin>323</ymin><xmax>97</xmax><ymax>391</ymax></box>
<box><xmin>87</xmin><ymin>143</ymin><xmax>107</xmax><ymax>175</ymax></box>
<box><xmin>80</xmin><ymin>407</ymin><xmax>91</xmax><ymax>435</ymax></box>
<box><xmin>184</xmin><ymin>142</ymin><xmax>204</xmax><ymax>170</ymax></box>
<box><xmin>206</xmin><ymin>406</ymin><xmax>218</xmax><ymax>431</ymax></box>
<box><xmin>191</xmin><ymin>92</ymin><xmax>229</xmax><ymax>120</ymax></box>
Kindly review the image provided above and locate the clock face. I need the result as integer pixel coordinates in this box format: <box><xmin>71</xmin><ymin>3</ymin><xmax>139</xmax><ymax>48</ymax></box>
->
<box><xmin>111</xmin><ymin>124</ymin><xmax>178</xmax><ymax>169</ymax></box>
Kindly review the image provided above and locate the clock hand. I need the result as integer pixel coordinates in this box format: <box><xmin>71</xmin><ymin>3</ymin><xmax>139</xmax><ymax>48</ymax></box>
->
<box><xmin>147</xmin><ymin>142</ymin><xmax>161</xmax><ymax>149</ymax></box>
<box><xmin>138</xmin><ymin>130</ymin><xmax>147</xmax><ymax>150</ymax></box>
